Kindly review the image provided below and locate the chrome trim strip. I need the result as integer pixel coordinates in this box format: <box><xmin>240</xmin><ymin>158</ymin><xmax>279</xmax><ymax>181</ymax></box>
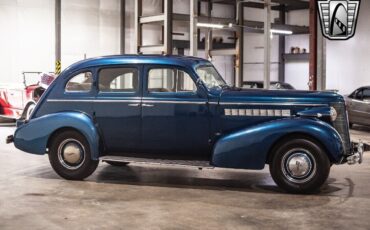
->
<box><xmin>47</xmin><ymin>99</ymin><xmax>141</xmax><ymax>103</ymax></box>
<box><xmin>142</xmin><ymin>100</ymin><xmax>207</xmax><ymax>105</ymax></box>
<box><xmin>219</xmin><ymin>102</ymin><xmax>326</xmax><ymax>107</ymax></box>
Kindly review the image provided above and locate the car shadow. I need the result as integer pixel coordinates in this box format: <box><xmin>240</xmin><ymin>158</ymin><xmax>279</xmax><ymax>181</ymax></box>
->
<box><xmin>88</xmin><ymin>164</ymin><xmax>343</xmax><ymax>196</ymax></box>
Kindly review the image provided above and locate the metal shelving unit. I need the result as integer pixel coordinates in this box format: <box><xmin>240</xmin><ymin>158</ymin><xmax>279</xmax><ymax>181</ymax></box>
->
<box><xmin>132</xmin><ymin>0</ymin><xmax>310</xmax><ymax>87</ymax></box>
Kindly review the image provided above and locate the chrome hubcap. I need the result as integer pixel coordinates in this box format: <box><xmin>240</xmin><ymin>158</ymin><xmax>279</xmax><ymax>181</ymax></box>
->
<box><xmin>281</xmin><ymin>149</ymin><xmax>316</xmax><ymax>184</ymax></box>
<box><xmin>57</xmin><ymin>139</ymin><xmax>85</xmax><ymax>170</ymax></box>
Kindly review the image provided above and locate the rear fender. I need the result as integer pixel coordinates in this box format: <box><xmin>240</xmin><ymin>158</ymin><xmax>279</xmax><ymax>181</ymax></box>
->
<box><xmin>14</xmin><ymin>112</ymin><xmax>100</xmax><ymax>160</ymax></box>
<box><xmin>212</xmin><ymin>118</ymin><xmax>343</xmax><ymax>170</ymax></box>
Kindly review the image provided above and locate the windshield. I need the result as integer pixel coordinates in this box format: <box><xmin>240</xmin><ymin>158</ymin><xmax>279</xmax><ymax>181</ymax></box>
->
<box><xmin>196</xmin><ymin>66</ymin><xmax>227</xmax><ymax>89</ymax></box>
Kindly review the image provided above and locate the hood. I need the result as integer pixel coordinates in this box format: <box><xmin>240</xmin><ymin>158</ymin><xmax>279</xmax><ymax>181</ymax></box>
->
<box><xmin>219</xmin><ymin>88</ymin><xmax>344</xmax><ymax>105</ymax></box>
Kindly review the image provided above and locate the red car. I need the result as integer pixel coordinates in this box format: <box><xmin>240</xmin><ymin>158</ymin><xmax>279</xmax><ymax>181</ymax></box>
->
<box><xmin>0</xmin><ymin>72</ymin><xmax>55</xmax><ymax>120</ymax></box>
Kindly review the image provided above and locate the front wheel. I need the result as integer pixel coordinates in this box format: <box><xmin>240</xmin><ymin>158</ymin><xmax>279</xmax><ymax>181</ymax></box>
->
<box><xmin>48</xmin><ymin>130</ymin><xmax>99</xmax><ymax>180</ymax></box>
<box><xmin>269</xmin><ymin>138</ymin><xmax>330</xmax><ymax>194</ymax></box>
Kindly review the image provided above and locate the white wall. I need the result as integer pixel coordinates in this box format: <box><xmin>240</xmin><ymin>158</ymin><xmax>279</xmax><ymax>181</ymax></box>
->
<box><xmin>0</xmin><ymin>0</ymin><xmax>54</xmax><ymax>84</ymax></box>
<box><xmin>326</xmin><ymin>0</ymin><xmax>370</xmax><ymax>94</ymax></box>
<box><xmin>0</xmin><ymin>0</ymin><xmax>120</xmax><ymax>84</ymax></box>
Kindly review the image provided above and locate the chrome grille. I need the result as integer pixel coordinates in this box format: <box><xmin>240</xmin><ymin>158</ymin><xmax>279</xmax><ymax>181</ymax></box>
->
<box><xmin>331</xmin><ymin>103</ymin><xmax>351</xmax><ymax>155</ymax></box>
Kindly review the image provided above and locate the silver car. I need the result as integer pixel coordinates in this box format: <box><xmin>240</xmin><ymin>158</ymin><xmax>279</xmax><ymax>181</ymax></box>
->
<box><xmin>345</xmin><ymin>87</ymin><xmax>370</xmax><ymax>127</ymax></box>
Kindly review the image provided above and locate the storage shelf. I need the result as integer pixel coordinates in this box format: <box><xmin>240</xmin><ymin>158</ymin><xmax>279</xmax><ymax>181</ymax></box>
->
<box><xmin>283</xmin><ymin>53</ymin><xmax>309</xmax><ymax>62</ymax></box>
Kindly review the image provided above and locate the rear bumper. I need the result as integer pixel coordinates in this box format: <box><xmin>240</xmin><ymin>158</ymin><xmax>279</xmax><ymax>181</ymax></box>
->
<box><xmin>6</xmin><ymin>135</ymin><xmax>14</xmax><ymax>144</ymax></box>
<box><xmin>346</xmin><ymin>141</ymin><xmax>364</xmax><ymax>165</ymax></box>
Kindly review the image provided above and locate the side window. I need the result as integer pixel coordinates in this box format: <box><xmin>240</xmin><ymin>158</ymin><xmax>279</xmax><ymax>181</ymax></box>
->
<box><xmin>99</xmin><ymin>68</ymin><xmax>139</xmax><ymax>92</ymax></box>
<box><xmin>363</xmin><ymin>89</ymin><xmax>370</xmax><ymax>101</ymax></box>
<box><xmin>148</xmin><ymin>68</ymin><xmax>196</xmax><ymax>93</ymax></box>
<box><xmin>354</xmin><ymin>89</ymin><xmax>363</xmax><ymax>100</ymax></box>
<box><xmin>65</xmin><ymin>71</ymin><xmax>93</xmax><ymax>92</ymax></box>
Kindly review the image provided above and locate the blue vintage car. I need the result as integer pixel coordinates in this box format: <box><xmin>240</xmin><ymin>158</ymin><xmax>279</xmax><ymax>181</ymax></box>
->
<box><xmin>7</xmin><ymin>55</ymin><xmax>363</xmax><ymax>193</ymax></box>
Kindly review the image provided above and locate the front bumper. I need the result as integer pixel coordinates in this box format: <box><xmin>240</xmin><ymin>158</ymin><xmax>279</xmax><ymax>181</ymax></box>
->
<box><xmin>346</xmin><ymin>141</ymin><xmax>364</xmax><ymax>165</ymax></box>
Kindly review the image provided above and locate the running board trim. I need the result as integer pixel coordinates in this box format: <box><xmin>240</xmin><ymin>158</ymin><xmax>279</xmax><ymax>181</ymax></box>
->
<box><xmin>100</xmin><ymin>156</ymin><xmax>213</xmax><ymax>168</ymax></box>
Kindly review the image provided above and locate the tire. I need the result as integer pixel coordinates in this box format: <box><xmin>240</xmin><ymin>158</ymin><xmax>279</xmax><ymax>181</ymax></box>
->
<box><xmin>269</xmin><ymin>138</ymin><xmax>331</xmax><ymax>194</ymax></box>
<box><xmin>105</xmin><ymin>161</ymin><xmax>129</xmax><ymax>167</ymax></box>
<box><xmin>48</xmin><ymin>130</ymin><xmax>99</xmax><ymax>180</ymax></box>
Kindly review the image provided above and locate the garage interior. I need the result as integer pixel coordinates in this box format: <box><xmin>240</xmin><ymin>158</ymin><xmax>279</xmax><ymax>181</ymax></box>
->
<box><xmin>1</xmin><ymin>0</ymin><xmax>370</xmax><ymax>229</ymax></box>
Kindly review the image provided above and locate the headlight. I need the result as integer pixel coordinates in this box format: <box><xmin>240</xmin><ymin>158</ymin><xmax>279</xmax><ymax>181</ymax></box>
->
<box><xmin>330</xmin><ymin>107</ymin><xmax>338</xmax><ymax>122</ymax></box>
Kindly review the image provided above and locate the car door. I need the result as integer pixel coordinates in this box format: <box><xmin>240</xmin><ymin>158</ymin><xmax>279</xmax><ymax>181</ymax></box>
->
<box><xmin>141</xmin><ymin>65</ymin><xmax>210</xmax><ymax>158</ymax></box>
<box><xmin>348</xmin><ymin>88</ymin><xmax>366</xmax><ymax>124</ymax></box>
<box><xmin>362</xmin><ymin>88</ymin><xmax>370</xmax><ymax>125</ymax></box>
<box><xmin>93</xmin><ymin>65</ymin><xmax>142</xmax><ymax>153</ymax></box>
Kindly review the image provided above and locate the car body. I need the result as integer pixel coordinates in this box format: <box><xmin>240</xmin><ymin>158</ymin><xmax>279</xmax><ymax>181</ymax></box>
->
<box><xmin>0</xmin><ymin>72</ymin><xmax>55</xmax><ymax>120</ymax></box>
<box><xmin>344</xmin><ymin>86</ymin><xmax>370</xmax><ymax>127</ymax></box>
<box><xmin>7</xmin><ymin>55</ymin><xmax>363</xmax><ymax>194</ymax></box>
<box><xmin>242</xmin><ymin>81</ymin><xmax>295</xmax><ymax>90</ymax></box>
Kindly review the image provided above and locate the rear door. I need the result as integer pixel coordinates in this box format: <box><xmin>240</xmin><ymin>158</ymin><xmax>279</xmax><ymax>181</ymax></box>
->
<box><xmin>94</xmin><ymin>65</ymin><xmax>142</xmax><ymax>153</ymax></box>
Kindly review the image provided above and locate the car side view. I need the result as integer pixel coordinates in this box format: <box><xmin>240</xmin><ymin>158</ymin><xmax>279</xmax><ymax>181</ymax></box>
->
<box><xmin>345</xmin><ymin>86</ymin><xmax>370</xmax><ymax>127</ymax></box>
<box><xmin>7</xmin><ymin>55</ymin><xmax>363</xmax><ymax>194</ymax></box>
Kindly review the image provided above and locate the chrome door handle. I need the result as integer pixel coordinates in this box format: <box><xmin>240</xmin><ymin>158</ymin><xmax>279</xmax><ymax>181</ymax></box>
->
<box><xmin>142</xmin><ymin>104</ymin><xmax>154</xmax><ymax>107</ymax></box>
<box><xmin>128</xmin><ymin>103</ymin><xmax>140</xmax><ymax>107</ymax></box>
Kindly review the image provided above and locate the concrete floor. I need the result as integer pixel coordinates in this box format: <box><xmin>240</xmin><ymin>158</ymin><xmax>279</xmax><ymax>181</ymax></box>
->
<box><xmin>0</xmin><ymin>123</ymin><xmax>370</xmax><ymax>230</ymax></box>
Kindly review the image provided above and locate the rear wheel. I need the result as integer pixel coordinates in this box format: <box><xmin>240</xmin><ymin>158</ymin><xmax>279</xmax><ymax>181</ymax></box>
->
<box><xmin>25</xmin><ymin>103</ymin><xmax>36</xmax><ymax>120</ymax></box>
<box><xmin>269</xmin><ymin>138</ymin><xmax>330</xmax><ymax>194</ymax></box>
<box><xmin>48</xmin><ymin>130</ymin><xmax>99</xmax><ymax>180</ymax></box>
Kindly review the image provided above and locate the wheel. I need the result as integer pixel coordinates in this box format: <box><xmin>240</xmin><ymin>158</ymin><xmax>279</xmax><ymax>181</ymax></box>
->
<box><xmin>26</xmin><ymin>103</ymin><xmax>36</xmax><ymax>120</ymax></box>
<box><xmin>48</xmin><ymin>130</ymin><xmax>99</xmax><ymax>180</ymax></box>
<box><xmin>269</xmin><ymin>138</ymin><xmax>331</xmax><ymax>194</ymax></box>
<box><xmin>105</xmin><ymin>161</ymin><xmax>129</xmax><ymax>167</ymax></box>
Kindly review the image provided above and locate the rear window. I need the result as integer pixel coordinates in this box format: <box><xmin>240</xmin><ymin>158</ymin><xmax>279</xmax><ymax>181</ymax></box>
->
<box><xmin>65</xmin><ymin>72</ymin><xmax>93</xmax><ymax>92</ymax></box>
<box><xmin>98</xmin><ymin>68</ymin><xmax>139</xmax><ymax>93</ymax></box>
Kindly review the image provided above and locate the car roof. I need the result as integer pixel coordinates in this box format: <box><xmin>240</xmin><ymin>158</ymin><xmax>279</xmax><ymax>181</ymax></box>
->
<box><xmin>63</xmin><ymin>55</ymin><xmax>210</xmax><ymax>75</ymax></box>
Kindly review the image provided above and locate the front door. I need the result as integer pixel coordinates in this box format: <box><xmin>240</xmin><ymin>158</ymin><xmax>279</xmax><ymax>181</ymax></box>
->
<box><xmin>141</xmin><ymin>65</ymin><xmax>210</xmax><ymax>159</ymax></box>
<box><xmin>94</xmin><ymin>65</ymin><xmax>142</xmax><ymax>153</ymax></box>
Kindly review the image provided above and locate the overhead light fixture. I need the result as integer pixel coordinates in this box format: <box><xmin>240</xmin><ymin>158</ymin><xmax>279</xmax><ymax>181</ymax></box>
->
<box><xmin>197</xmin><ymin>23</ymin><xmax>225</xmax><ymax>29</ymax></box>
<box><xmin>271</xmin><ymin>29</ymin><xmax>293</xmax><ymax>35</ymax></box>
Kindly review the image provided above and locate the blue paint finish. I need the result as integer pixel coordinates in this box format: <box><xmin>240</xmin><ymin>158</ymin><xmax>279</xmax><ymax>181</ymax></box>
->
<box><xmin>14</xmin><ymin>112</ymin><xmax>100</xmax><ymax>159</ymax></box>
<box><xmin>12</xmin><ymin>55</ymin><xmax>352</xmax><ymax>170</ymax></box>
<box><xmin>212</xmin><ymin>117</ymin><xmax>344</xmax><ymax>170</ymax></box>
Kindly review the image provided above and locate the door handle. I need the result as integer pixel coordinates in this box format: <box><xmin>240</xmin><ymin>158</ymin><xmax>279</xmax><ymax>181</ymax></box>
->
<box><xmin>142</xmin><ymin>103</ymin><xmax>154</xmax><ymax>107</ymax></box>
<box><xmin>128</xmin><ymin>103</ymin><xmax>140</xmax><ymax>107</ymax></box>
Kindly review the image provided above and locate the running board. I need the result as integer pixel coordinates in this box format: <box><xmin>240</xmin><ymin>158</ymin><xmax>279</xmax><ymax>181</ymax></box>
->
<box><xmin>100</xmin><ymin>156</ymin><xmax>213</xmax><ymax>168</ymax></box>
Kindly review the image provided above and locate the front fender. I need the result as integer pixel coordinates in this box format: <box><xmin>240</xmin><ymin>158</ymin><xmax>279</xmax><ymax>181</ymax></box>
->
<box><xmin>14</xmin><ymin>112</ymin><xmax>100</xmax><ymax>160</ymax></box>
<box><xmin>212</xmin><ymin>118</ymin><xmax>343</xmax><ymax>170</ymax></box>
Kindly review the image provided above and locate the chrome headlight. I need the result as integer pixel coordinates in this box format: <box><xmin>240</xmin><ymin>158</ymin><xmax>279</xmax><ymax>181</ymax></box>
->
<box><xmin>330</xmin><ymin>107</ymin><xmax>338</xmax><ymax>122</ymax></box>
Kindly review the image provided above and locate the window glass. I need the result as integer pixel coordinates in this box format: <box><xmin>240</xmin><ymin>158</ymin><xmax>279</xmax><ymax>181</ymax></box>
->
<box><xmin>65</xmin><ymin>72</ymin><xmax>93</xmax><ymax>92</ymax></box>
<box><xmin>148</xmin><ymin>68</ymin><xmax>196</xmax><ymax>93</ymax></box>
<box><xmin>99</xmin><ymin>68</ymin><xmax>138</xmax><ymax>92</ymax></box>
<box><xmin>363</xmin><ymin>89</ymin><xmax>370</xmax><ymax>100</ymax></box>
<box><xmin>196</xmin><ymin>66</ymin><xmax>227</xmax><ymax>89</ymax></box>
<box><xmin>355</xmin><ymin>90</ymin><xmax>363</xmax><ymax>100</ymax></box>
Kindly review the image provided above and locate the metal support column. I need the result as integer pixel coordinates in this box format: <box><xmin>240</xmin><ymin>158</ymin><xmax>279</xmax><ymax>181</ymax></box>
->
<box><xmin>278</xmin><ymin>6</ymin><xmax>286</xmax><ymax>82</ymax></box>
<box><xmin>163</xmin><ymin>0</ymin><xmax>173</xmax><ymax>54</ymax></box>
<box><xmin>317</xmin><ymin>23</ymin><xmax>326</xmax><ymax>91</ymax></box>
<box><xmin>134</xmin><ymin>0</ymin><xmax>142</xmax><ymax>54</ymax></box>
<box><xmin>309</xmin><ymin>0</ymin><xmax>317</xmax><ymax>91</ymax></box>
<box><xmin>189</xmin><ymin>0</ymin><xmax>198</xmax><ymax>57</ymax></box>
<box><xmin>235</xmin><ymin>2</ymin><xmax>244</xmax><ymax>87</ymax></box>
<box><xmin>205</xmin><ymin>1</ymin><xmax>213</xmax><ymax>60</ymax></box>
<box><xmin>55</xmin><ymin>0</ymin><xmax>61</xmax><ymax>74</ymax></box>
<box><xmin>120</xmin><ymin>0</ymin><xmax>125</xmax><ymax>54</ymax></box>
<box><xmin>264</xmin><ymin>0</ymin><xmax>271</xmax><ymax>89</ymax></box>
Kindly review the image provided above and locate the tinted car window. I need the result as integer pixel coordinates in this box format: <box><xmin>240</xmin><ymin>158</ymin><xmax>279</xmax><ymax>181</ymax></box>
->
<box><xmin>65</xmin><ymin>72</ymin><xmax>93</xmax><ymax>92</ymax></box>
<box><xmin>363</xmin><ymin>89</ymin><xmax>370</xmax><ymax>100</ymax></box>
<box><xmin>148</xmin><ymin>68</ymin><xmax>196</xmax><ymax>93</ymax></box>
<box><xmin>99</xmin><ymin>68</ymin><xmax>138</xmax><ymax>92</ymax></box>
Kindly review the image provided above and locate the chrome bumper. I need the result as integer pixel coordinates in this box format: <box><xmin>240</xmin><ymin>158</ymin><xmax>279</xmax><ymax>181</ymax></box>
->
<box><xmin>347</xmin><ymin>141</ymin><xmax>364</xmax><ymax>165</ymax></box>
<box><xmin>6</xmin><ymin>135</ymin><xmax>14</xmax><ymax>144</ymax></box>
